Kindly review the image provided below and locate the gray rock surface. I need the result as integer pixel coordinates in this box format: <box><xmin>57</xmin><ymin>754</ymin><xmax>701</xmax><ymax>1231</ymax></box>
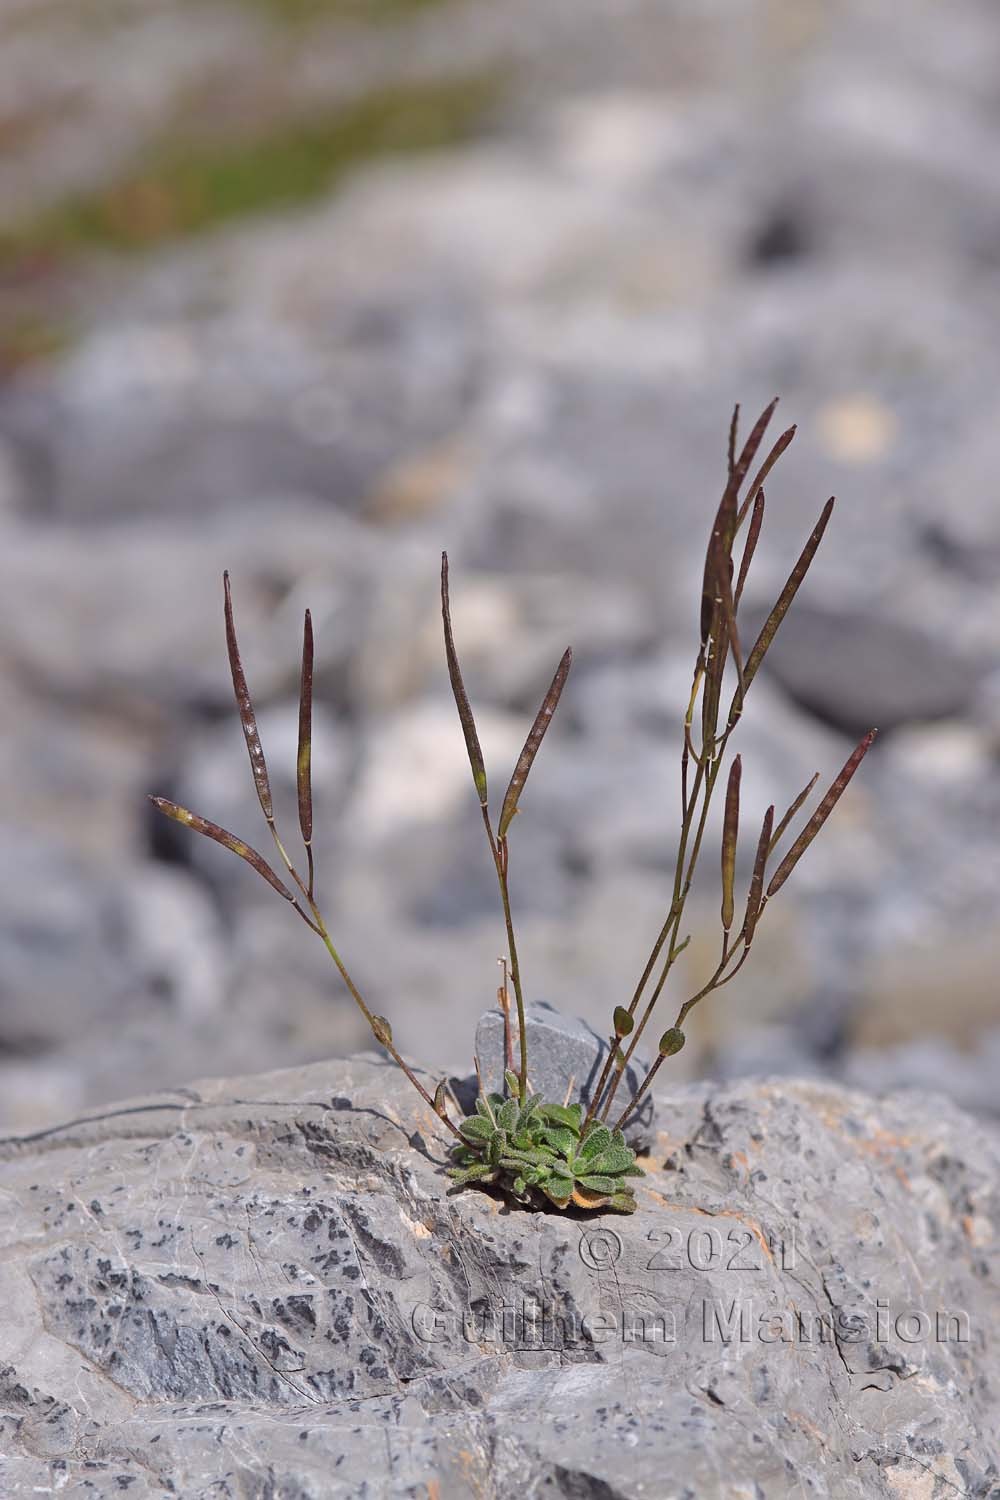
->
<box><xmin>472</xmin><ymin>999</ymin><xmax>657</xmax><ymax>1150</ymax></box>
<box><xmin>0</xmin><ymin>1054</ymin><xmax>996</xmax><ymax>1497</ymax></box>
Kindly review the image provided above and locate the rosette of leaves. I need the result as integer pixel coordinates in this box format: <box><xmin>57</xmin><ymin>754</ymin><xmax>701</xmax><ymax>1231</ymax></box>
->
<box><xmin>449</xmin><ymin>1074</ymin><xmax>643</xmax><ymax>1213</ymax></box>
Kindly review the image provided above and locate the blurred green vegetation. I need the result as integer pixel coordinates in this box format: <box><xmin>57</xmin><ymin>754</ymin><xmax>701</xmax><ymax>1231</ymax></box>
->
<box><xmin>1</xmin><ymin>73</ymin><xmax>498</xmax><ymax>259</ymax></box>
<box><xmin>0</xmin><ymin>69</ymin><xmax>499</xmax><ymax>372</ymax></box>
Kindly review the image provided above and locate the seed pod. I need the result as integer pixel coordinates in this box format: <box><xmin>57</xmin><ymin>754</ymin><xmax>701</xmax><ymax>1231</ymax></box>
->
<box><xmin>613</xmin><ymin>1005</ymin><xmax>634</xmax><ymax>1038</ymax></box>
<box><xmin>297</xmin><ymin>608</ymin><xmax>314</xmax><ymax>847</ymax></box>
<box><xmin>441</xmin><ymin>552</ymin><xmax>488</xmax><ymax>806</ymax></box>
<box><xmin>371</xmin><ymin>1015</ymin><xmax>393</xmax><ymax>1048</ymax></box>
<box><xmin>498</xmin><ymin>647</ymin><xmax>572</xmax><ymax>838</ymax></box>
<box><xmin>721</xmin><ymin>755</ymin><xmax>742</xmax><ymax>933</ymax></box>
<box><xmin>147</xmin><ymin>798</ymin><xmax>294</xmax><ymax>901</ymax></box>
<box><xmin>224</xmin><ymin>572</ymin><xmax>274</xmax><ymax>822</ymax></box>
<box><xmin>766</xmin><ymin>729</ymin><xmax>877</xmax><ymax>899</ymax></box>
<box><xmin>658</xmin><ymin>1028</ymin><xmax>686</xmax><ymax>1057</ymax></box>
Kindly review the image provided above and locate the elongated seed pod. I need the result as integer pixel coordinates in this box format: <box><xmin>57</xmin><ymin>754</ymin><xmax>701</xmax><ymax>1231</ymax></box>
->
<box><xmin>148</xmin><ymin>797</ymin><xmax>295</xmax><ymax>901</ymax></box>
<box><xmin>297</xmin><ymin>609</ymin><xmax>314</xmax><ymax>847</ymax></box>
<box><xmin>766</xmin><ymin>730</ymin><xmax>877</xmax><ymax>898</ymax></box>
<box><xmin>441</xmin><ymin>553</ymin><xmax>488</xmax><ymax>806</ymax></box>
<box><xmin>741</xmin><ymin>498</ymin><xmax>835</xmax><ymax>695</ymax></box>
<box><xmin>721</xmin><ymin>755</ymin><xmax>742</xmax><ymax>932</ymax></box>
<box><xmin>224</xmin><ymin>572</ymin><xmax>274</xmax><ymax>822</ymax></box>
<box><xmin>743</xmin><ymin>804</ymin><xmax>774</xmax><ymax>946</ymax></box>
<box><xmin>498</xmin><ymin>647</ymin><xmax>572</xmax><ymax>838</ymax></box>
<box><xmin>769</xmin><ymin>771</ymin><xmax>821</xmax><ymax>857</ymax></box>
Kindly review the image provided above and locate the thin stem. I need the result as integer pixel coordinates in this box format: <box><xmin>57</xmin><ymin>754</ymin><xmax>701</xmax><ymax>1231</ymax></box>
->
<box><xmin>584</xmin><ymin>717</ymin><xmax>708</xmax><ymax>1130</ymax></box>
<box><xmin>266</xmin><ymin>814</ymin><xmax>461</xmax><ymax>1138</ymax></box>
<box><xmin>307</xmin><ymin>892</ymin><xmax>462</xmax><ymax>1139</ymax></box>
<box><xmin>498</xmin><ymin>957</ymin><xmax>515</xmax><ymax>1076</ymax></box>
<box><xmin>601</xmin><ymin>706</ymin><xmax>739</xmax><ymax>1121</ymax></box>
<box><xmin>612</xmin><ymin>933</ymin><xmax>753</xmax><ymax>1135</ymax></box>
<box><xmin>482</xmin><ymin>807</ymin><xmax>529</xmax><ymax>1104</ymax></box>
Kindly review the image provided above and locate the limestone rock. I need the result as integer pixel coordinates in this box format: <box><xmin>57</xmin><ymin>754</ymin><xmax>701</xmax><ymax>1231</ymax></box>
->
<box><xmin>472</xmin><ymin>999</ymin><xmax>658</xmax><ymax>1150</ymax></box>
<box><xmin>0</xmin><ymin>1056</ymin><xmax>996</xmax><ymax>1497</ymax></box>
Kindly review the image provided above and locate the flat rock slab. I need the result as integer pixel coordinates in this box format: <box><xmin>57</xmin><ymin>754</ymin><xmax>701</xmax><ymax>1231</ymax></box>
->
<box><xmin>0</xmin><ymin>1058</ymin><xmax>997</xmax><ymax>1498</ymax></box>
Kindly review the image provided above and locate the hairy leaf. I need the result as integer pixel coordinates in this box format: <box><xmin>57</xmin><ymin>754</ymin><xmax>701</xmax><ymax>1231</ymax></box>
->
<box><xmin>579</xmin><ymin>1124</ymin><xmax>612</xmax><ymax>1160</ymax></box>
<box><xmin>540</xmin><ymin>1102</ymin><xmax>583</xmax><ymax>1130</ymax></box>
<box><xmin>576</xmin><ymin>1174</ymin><xmax>619</xmax><ymax>1193</ymax></box>
<box><xmin>584</xmin><ymin>1145</ymin><xmax>635</xmax><ymax>1176</ymax></box>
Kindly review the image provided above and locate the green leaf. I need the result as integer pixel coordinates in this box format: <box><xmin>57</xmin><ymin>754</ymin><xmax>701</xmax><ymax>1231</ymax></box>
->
<box><xmin>540</xmin><ymin>1102</ymin><xmax>583</xmax><ymax>1130</ymax></box>
<box><xmin>458</xmin><ymin>1116</ymin><xmax>492</xmax><ymax>1143</ymax></box>
<box><xmin>504</xmin><ymin>1069</ymin><xmax>521</xmax><ymax>1097</ymax></box>
<box><xmin>497</xmin><ymin>1099</ymin><xmax>519</xmax><ymax>1133</ymax></box>
<box><xmin>540</xmin><ymin>1126</ymin><xmax>577</xmax><ymax>1156</ymax></box>
<box><xmin>487</xmin><ymin>1129</ymin><xmax>508</xmax><ymax>1165</ymax></box>
<box><xmin>440</xmin><ymin>552</ymin><xmax>488</xmax><ymax>806</ymax></box>
<box><xmin>498</xmin><ymin>647</ymin><xmax>572</xmax><ymax>838</ymax></box>
<box><xmin>609</xmin><ymin>1190</ymin><xmax>638</xmax><ymax>1214</ymax></box>
<box><xmin>447</xmin><ymin>1163</ymin><xmax>497</xmax><ymax>1186</ymax></box>
<box><xmin>578</xmin><ymin>1124</ymin><xmax>612</xmax><ymax>1160</ymax></box>
<box><xmin>546</xmin><ymin>1175</ymin><xmax>574</xmax><ymax>1202</ymax></box>
<box><xmin>575</xmin><ymin>1174</ymin><xmax>619</xmax><ymax>1193</ymax></box>
<box><xmin>584</xmin><ymin>1145</ymin><xmax>635</xmax><ymax>1176</ymax></box>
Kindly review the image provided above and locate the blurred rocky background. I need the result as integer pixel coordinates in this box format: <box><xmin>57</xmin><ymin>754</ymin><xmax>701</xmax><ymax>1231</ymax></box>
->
<box><xmin>1</xmin><ymin>0</ymin><xmax>999</xmax><ymax>1130</ymax></box>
